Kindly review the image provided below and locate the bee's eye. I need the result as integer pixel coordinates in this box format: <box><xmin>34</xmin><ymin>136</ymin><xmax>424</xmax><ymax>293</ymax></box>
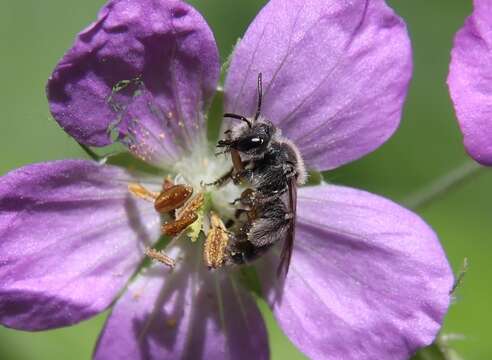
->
<box><xmin>235</xmin><ymin>135</ymin><xmax>267</xmax><ymax>152</ymax></box>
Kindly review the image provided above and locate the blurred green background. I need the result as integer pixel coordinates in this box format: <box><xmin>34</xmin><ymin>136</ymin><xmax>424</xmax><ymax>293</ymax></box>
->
<box><xmin>0</xmin><ymin>0</ymin><xmax>490</xmax><ymax>359</ymax></box>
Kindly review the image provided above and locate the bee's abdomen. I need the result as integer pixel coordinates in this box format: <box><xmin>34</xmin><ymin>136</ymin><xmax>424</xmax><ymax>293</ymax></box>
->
<box><xmin>228</xmin><ymin>241</ymin><xmax>273</xmax><ymax>265</ymax></box>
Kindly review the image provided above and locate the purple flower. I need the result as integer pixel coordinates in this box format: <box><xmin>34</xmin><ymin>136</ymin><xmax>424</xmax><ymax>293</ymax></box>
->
<box><xmin>0</xmin><ymin>0</ymin><xmax>453</xmax><ymax>359</ymax></box>
<box><xmin>448</xmin><ymin>0</ymin><xmax>492</xmax><ymax>165</ymax></box>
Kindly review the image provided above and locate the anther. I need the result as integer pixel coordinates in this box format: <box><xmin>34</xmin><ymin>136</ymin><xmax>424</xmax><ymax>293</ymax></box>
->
<box><xmin>154</xmin><ymin>184</ymin><xmax>193</xmax><ymax>213</ymax></box>
<box><xmin>145</xmin><ymin>248</ymin><xmax>176</xmax><ymax>268</ymax></box>
<box><xmin>129</xmin><ymin>182</ymin><xmax>194</xmax><ymax>214</ymax></box>
<box><xmin>204</xmin><ymin>212</ymin><xmax>229</xmax><ymax>269</ymax></box>
<box><xmin>161</xmin><ymin>211</ymin><xmax>198</xmax><ymax>236</ymax></box>
<box><xmin>161</xmin><ymin>193</ymin><xmax>205</xmax><ymax>236</ymax></box>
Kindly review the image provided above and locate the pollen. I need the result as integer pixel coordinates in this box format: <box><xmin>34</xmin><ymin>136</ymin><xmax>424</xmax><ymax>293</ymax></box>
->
<box><xmin>127</xmin><ymin>148</ymin><xmax>241</xmax><ymax>271</ymax></box>
<box><xmin>145</xmin><ymin>247</ymin><xmax>176</xmax><ymax>268</ymax></box>
<box><xmin>161</xmin><ymin>192</ymin><xmax>204</xmax><ymax>236</ymax></box>
<box><xmin>203</xmin><ymin>212</ymin><xmax>229</xmax><ymax>269</ymax></box>
<box><xmin>154</xmin><ymin>184</ymin><xmax>193</xmax><ymax>213</ymax></box>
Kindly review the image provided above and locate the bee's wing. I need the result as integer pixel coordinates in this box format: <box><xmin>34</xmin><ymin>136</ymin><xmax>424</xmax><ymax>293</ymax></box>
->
<box><xmin>277</xmin><ymin>176</ymin><xmax>297</xmax><ymax>277</ymax></box>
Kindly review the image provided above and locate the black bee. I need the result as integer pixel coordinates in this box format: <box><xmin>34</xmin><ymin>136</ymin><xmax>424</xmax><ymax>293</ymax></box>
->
<box><xmin>226</xmin><ymin>195</ymin><xmax>294</xmax><ymax>274</ymax></box>
<box><xmin>216</xmin><ymin>73</ymin><xmax>307</xmax><ymax>276</ymax></box>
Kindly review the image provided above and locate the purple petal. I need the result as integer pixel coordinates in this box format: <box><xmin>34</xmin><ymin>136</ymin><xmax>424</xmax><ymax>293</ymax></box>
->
<box><xmin>0</xmin><ymin>160</ymin><xmax>160</xmax><ymax>330</ymax></box>
<box><xmin>94</xmin><ymin>245</ymin><xmax>269</xmax><ymax>360</ymax></box>
<box><xmin>224</xmin><ymin>0</ymin><xmax>411</xmax><ymax>171</ymax></box>
<box><xmin>448</xmin><ymin>0</ymin><xmax>492</xmax><ymax>165</ymax></box>
<box><xmin>259</xmin><ymin>185</ymin><xmax>453</xmax><ymax>360</ymax></box>
<box><xmin>47</xmin><ymin>0</ymin><xmax>219</xmax><ymax>166</ymax></box>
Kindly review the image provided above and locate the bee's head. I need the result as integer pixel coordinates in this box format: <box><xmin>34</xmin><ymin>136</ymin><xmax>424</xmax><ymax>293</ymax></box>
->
<box><xmin>219</xmin><ymin>119</ymin><xmax>276</xmax><ymax>157</ymax></box>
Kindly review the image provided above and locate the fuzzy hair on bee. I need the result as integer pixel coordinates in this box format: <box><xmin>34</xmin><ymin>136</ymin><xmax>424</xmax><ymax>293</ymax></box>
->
<box><xmin>226</xmin><ymin>195</ymin><xmax>292</xmax><ymax>265</ymax></box>
<box><xmin>213</xmin><ymin>73</ymin><xmax>307</xmax><ymax>276</ymax></box>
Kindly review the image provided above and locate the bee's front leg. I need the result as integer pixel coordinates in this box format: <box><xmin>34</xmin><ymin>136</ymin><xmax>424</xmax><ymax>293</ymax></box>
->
<box><xmin>205</xmin><ymin>167</ymin><xmax>235</xmax><ymax>187</ymax></box>
<box><xmin>232</xmin><ymin>168</ymin><xmax>254</xmax><ymax>185</ymax></box>
<box><xmin>206</xmin><ymin>158</ymin><xmax>251</xmax><ymax>188</ymax></box>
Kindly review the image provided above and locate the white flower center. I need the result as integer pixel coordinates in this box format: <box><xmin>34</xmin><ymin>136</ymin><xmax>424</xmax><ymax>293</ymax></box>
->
<box><xmin>170</xmin><ymin>143</ymin><xmax>241</xmax><ymax>219</ymax></box>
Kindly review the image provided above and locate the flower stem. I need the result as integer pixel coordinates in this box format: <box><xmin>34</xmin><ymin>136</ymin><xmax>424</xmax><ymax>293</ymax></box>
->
<box><xmin>403</xmin><ymin>160</ymin><xmax>486</xmax><ymax>211</ymax></box>
<box><xmin>77</xmin><ymin>142</ymin><xmax>101</xmax><ymax>162</ymax></box>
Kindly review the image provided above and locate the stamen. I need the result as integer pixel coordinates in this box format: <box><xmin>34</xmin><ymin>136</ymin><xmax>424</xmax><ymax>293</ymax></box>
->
<box><xmin>154</xmin><ymin>184</ymin><xmax>193</xmax><ymax>213</ymax></box>
<box><xmin>161</xmin><ymin>211</ymin><xmax>199</xmax><ymax>236</ymax></box>
<box><xmin>204</xmin><ymin>212</ymin><xmax>229</xmax><ymax>269</ymax></box>
<box><xmin>176</xmin><ymin>192</ymin><xmax>205</xmax><ymax>217</ymax></box>
<box><xmin>161</xmin><ymin>193</ymin><xmax>205</xmax><ymax>236</ymax></box>
<box><xmin>145</xmin><ymin>247</ymin><xmax>176</xmax><ymax>268</ymax></box>
<box><xmin>128</xmin><ymin>182</ymin><xmax>193</xmax><ymax>213</ymax></box>
<box><xmin>128</xmin><ymin>183</ymin><xmax>159</xmax><ymax>202</ymax></box>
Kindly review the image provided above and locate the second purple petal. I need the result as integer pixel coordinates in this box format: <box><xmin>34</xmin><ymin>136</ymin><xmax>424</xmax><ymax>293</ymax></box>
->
<box><xmin>259</xmin><ymin>185</ymin><xmax>453</xmax><ymax>360</ymax></box>
<box><xmin>448</xmin><ymin>0</ymin><xmax>492</xmax><ymax>165</ymax></box>
<box><xmin>47</xmin><ymin>0</ymin><xmax>219</xmax><ymax>166</ymax></box>
<box><xmin>225</xmin><ymin>0</ymin><xmax>412</xmax><ymax>171</ymax></box>
<box><xmin>94</xmin><ymin>245</ymin><xmax>269</xmax><ymax>360</ymax></box>
<box><xmin>0</xmin><ymin>160</ymin><xmax>160</xmax><ymax>331</ymax></box>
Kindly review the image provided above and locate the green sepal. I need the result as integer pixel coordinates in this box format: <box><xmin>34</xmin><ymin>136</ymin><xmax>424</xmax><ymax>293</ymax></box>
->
<box><xmin>412</xmin><ymin>337</ymin><xmax>464</xmax><ymax>360</ymax></box>
<box><xmin>305</xmin><ymin>170</ymin><xmax>324</xmax><ymax>186</ymax></box>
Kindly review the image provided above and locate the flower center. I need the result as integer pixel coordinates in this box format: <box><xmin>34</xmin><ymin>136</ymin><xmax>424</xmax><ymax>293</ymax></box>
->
<box><xmin>128</xmin><ymin>144</ymin><xmax>243</xmax><ymax>269</ymax></box>
<box><xmin>171</xmin><ymin>145</ymin><xmax>242</xmax><ymax>219</ymax></box>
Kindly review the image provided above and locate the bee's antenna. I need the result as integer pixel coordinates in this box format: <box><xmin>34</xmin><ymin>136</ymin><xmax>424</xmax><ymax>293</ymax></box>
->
<box><xmin>224</xmin><ymin>113</ymin><xmax>252</xmax><ymax>128</ymax></box>
<box><xmin>254</xmin><ymin>72</ymin><xmax>263</xmax><ymax>121</ymax></box>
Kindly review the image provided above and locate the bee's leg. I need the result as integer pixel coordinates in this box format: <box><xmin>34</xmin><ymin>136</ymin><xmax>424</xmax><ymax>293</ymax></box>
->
<box><xmin>206</xmin><ymin>166</ymin><xmax>249</xmax><ymax>186</ymax></box>
<box><xmin>214</xmin><ymin>149</ymin><xmax>231</xmax><ymax>156</ymax></box>
<box><xmin>224</xmin><ymin>208</ymin><xmax>250</xmax><ymax>228</ymax></box>
<box><xmin>233</xmin><ymin>209</ymin><xmax>251</xmax><ymax>225</ymax></box>
<box><xmin>283</xmin><ymin>162</ymin><xmax>297</xmax><ymax>181</ymax></box>
<box><xmin>232</xmin><ymin>168</ymin><xmax>254</xmax><ymax>185</ymax></box>
<box><xmin>205</xmin><ymin>166</ymin><xmax>234</xmax><ymax>187</ymax></box>
<box><xmin>240</xmin><ymin>188</ymin><xmax>256</xmax><ymax>206</ymax></box>
<box><xmin>230</xmin><ymin>188</ymin><xmax>257</xmax><ymax>206</ymax></box>
<box><xmin>206</xmin><ymin>158</ymin><xmax>251</xmax><ymax>188</ymax></box>
<box><xmin>226</xmin><ymin>240</ymin><xmax>273</xmax><ymax>265</ymax></box>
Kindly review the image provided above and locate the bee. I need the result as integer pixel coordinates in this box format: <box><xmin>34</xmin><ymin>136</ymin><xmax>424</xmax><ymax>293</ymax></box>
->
<box><xmin>226</xmin><ymin>195</ymin><xmax>294</xmax><ymax>273</ymax></box>
<box><xmin>215</xmin><ymin>73</ymin><xmax>307</xmax><ymax>275</ymax></box>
